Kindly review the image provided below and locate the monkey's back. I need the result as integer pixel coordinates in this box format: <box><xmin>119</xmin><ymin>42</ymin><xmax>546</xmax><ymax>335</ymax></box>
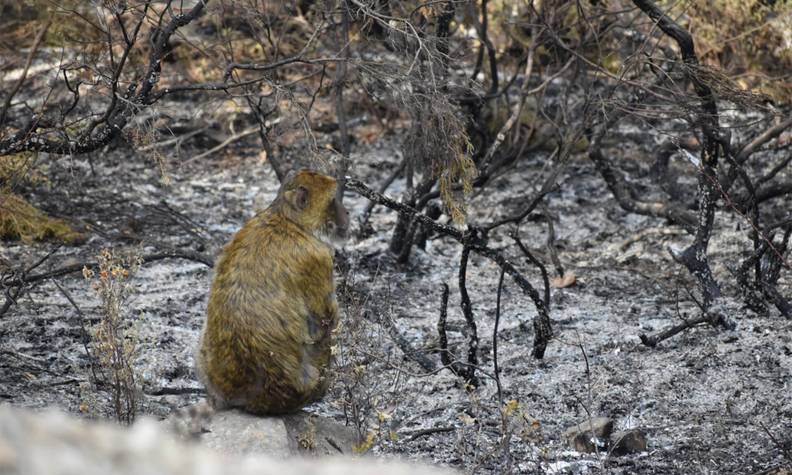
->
<box><xmin>198</xmin><ymin>210</ymin><xmax>338</xmax><ymax>415</ymax></box>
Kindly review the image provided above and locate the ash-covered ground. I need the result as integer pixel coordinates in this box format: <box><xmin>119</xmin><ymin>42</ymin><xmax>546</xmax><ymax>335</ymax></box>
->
<box><xmin>1</xmin><ymin>124</ymin><xmax>790</xmax><ymax>474</ymax></box>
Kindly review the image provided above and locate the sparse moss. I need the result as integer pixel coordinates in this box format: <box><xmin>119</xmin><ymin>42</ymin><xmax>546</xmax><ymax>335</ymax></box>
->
<box><xmin>0</xmin><ymin>152</ymin><xmax>48</xmax><ymax>188</ymax></box>
<box><xmin>404</xmin><ymin>95</ymin><xmax>477</xmax><ymax>225</ymax></box>
<box><xmin>436</xmin><ymin>142</ymin><xmax>476</xmax><ymax>225</ymax></box>
<box><xmin>0</xmin><ymin>192</ymin><xmax>84</xmax><ymax>244</ymax></box>
<box><xmin>352</xmin><ymin>430</ymin><xmax>377</xmax><ymax>454</ymax></box>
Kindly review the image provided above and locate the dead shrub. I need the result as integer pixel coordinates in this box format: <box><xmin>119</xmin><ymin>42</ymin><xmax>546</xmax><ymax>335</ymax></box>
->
<box><xmin>0</xmin><ymin>192</ymin><xmax>84</xmax><ymax>244</ymax></box>
<box><xmin>686</xmin><ymin>0</ymin><xmax>792</xmax><ymax>101</ymax></box>
<box><xmin>330</xmin><ymin>266</ymin><xmax>408</xmax><ymax>452</ymax></box>
<box><xmin>82</xmin><ymin>249</ymin><xmax>142</xmax><ymax>425</ymax></box>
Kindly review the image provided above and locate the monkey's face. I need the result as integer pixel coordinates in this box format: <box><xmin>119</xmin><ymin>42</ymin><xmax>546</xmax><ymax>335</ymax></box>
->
<box><xmin>278</xmin><ymin>169</ymin><xmax>350</xmax><ymax>247</ymax></box>
<box><xmin>320</xmin><ymin>196</ymin><xmax>349</xmax><ymax>246</ymax></box>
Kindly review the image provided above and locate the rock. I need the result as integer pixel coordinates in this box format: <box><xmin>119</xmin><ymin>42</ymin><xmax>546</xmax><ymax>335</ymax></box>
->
<box><xmin>283</xmin><ymin>412</ymin><xmax>360</xmax><ymax>456</ymax></box>
<box><xmin>0</xmin><ymin>405</ymin><xmax>457</xmax><ymax>475</ymax></box>
<box><xmin>551</xmin><ymin>271</ymin><xmax>577</xmax><ymax>289</ymax></box>
<box><xmin>200</xmin><ymin>409</ymin><xmax>291</xmax><ymax>458</ymax></box>
<box><xmin>562</xmin><ymin>417</ymin><xmax>614</xmax><ymax>453</ymax></box>
<box><xmin>610</xmin><ymin>429</ymin><xmax>647</xmax><ymax>455</ymax></box>
<box><xmin>168</xmin><ymin>406</ymin><xmax>361</xmax><ymax>457</ymax></box>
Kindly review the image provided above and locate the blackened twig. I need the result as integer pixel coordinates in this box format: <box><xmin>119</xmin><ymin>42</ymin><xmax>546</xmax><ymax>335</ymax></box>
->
<box><xmin>403</xmin><ymin>425</ymin><xmax>456</xmax><ymax>442</ymax></box>
<box><xmin>383</xmin><ymin>314</ymin><xmax>437</xmax><ymax>372</ymax></box>
<box><xmin>631</xmin><ymin>0</ymin><xmax>720</xmax><ymax>165</ymax></box>
<box><xmin>737</xmin><ymin>115</ymin><xmax>792</xmax><ymax>163</ymax></box>
<box><xmin>757</xmin><ymin>419</ymin><xmax>792</xmax><ymax>463</ymax></box>
<box><xmin>437</xmin><ymin>283</ymin><xmax>453</xmax><ymax>369</ymax></box>
<box><xmin>543</xmin><ymin>207</ymin><xmax>565</xmax><ymax>278</ymax></box>
<box><xmin>332</xmin><ymin>0</ymin><xmax>352</xmax><ymax>200</ymax></box>
<box><xmin>493</xmin><ymin>268</ymin><xmax>506</xmax><ymax>404</ymax></box>
<box><xmin>632</xmin><ymin>0</ymin><xmax>723</xmax><ymax>308</ymax></box>
<box><xmin>348</xmin><ymin>178</ymin><xmax>553</xmax><ymax>358</ymax></box>
<box><xmin>512</xmin><ymin>232</ymin><xmax>550</xmax><ymax>309</ymax></box>
<box><xmin>0</xmin><ymin>1</ymin><xmax>207</xmax><ymax>154</ymax></box>
<box><xmin>436</xmin><ymin>262</ymin><xmax>479</xmax><ymax>386</ymax></box>
<box><xmin>360</xmin><ymin>160</ymin><xmax>406</xmax><ymax>225</ymax></box>
<box><xmin>1</xmin><ymin>250</ymin><xmax>213</xmax><ymax>318</ymax></box>
<box><xmin>639</xmin><ymin>310</ymin><xmax>735</xmax><ymax>347</ymax></box>
<box><xmin>145</xmin><ymin>387</ymin><xmax>205</xmax><ymax>396</ymax></box>
<box><xmin>52</xmin><ymin>281</ymin><xmax>103</xmax><ymax>384</ymax></box>
<box><xmin>0</xmin><ymin>20</ymin><xmax>51</xmax><ymax>130</ymax></box>
<box><xmin>25</xmin><ymin>250</ymin><xmax>213</xmax><ymax>284</ymax></box>
<box><xmin>588</xmin><ymin>147</ymin><xmax>697</xmax><ymax>233</ymax></box>
<box><xmin>481</xmin><ymin>148</ymin><xmax>560</xmax><ymax>232</ymax></box>
<box><xmin>457</xmin><ymin>247</ymin><xmax>480</xmax><ymax>386</ymax></box>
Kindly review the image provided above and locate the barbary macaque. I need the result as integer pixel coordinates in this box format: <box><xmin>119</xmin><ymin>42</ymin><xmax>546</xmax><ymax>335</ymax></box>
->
<box><xmin>197</xmin><ymin>169</ymin><xmax>349</xmax><ymax>414</ymax></box>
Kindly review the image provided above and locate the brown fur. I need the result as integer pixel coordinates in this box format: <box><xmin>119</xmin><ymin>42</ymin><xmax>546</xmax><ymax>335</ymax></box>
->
<box><xmin>197</xmin><ymin>170</ymin><xmax>348</xmax><ymax>415</ymax></box>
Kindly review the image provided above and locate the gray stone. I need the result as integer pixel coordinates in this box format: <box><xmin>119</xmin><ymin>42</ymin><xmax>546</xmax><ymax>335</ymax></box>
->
<box><xmin>200</xmin><ymin>409</ymin><xmax>291</xmax><ymax>458</ymax></box>
<box><xmin>168</xmin><ymin>405</ymin><xmax>361</xmax><ymax>457</ymax></box>
<box><xmin>562</xmin><ymin>417</ymin><xmax>614</xmax><ymax>453</ymax></box>
<box><xmin>610</xmin><ymin>429</ymin><xmax>647</xmax><ymax>455</ymax></box>
<box><xmin>283</xmin><ymin>412</ymin><xmax>360</xmax><ymax>456</ymax></box>
<box><xmin>0</xmin><ymin>405</ymin><xmax>457</xmax><ymax>475</ymax></box>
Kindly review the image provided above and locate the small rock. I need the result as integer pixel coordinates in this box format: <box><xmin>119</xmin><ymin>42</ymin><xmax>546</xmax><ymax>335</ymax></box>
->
<box><xmin>562</xmin><ymin>417</ymin><xmax>614</xmax><ymax>453</ymax></box>
<box><xmin>283</xmin><ymin>412</ymin><xmax>360</xmax><ymax>456</ymax></box>
<box><xmin>610</xmin><ymin>429</ymin><xmax>647</xmax><ymax>455</ymax></box>
<box><xmin>551</xmin><ymin>271</ymin><xmax>577</xmax><ymax>289</ymax></box>
<box><xmin>170</xmin><ymin>406</ymin><xmax>360</xmax><ymax>457</ymax></box>
<box><xmin>200</xmin><ymin>409</ymin><xmax>291</xmax><ymax>458</ymax></box>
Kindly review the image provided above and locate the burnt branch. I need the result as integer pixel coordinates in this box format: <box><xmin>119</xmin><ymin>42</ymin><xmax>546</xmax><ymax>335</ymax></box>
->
<box><xmin>383</xmin><ymin>314</ymin><xmax>437</xmax><ymax>373</ymax></box>
<box><xmin>512</xmin><ymin>232</ymin><xmax>550</xmax><ymax>309</ymax></box>
<box><xmin>632</xmin><ymin>0</ymin><xmax>724</xmax><ymax>308</ymax></box>
<box><xmin>437</xmin><ymin>283</ymin><xmax>455</xmax><ymax>372</ymax></box>
<box><xmin>0</xmin><ymin>1</ymin><xmax>207</xmax><ymax>155</ymax></box>
<box><xmin>359</xmin><ymin>160</ymin><xmax>405</xmax><ymax>226</ymax></box>
<box><xmin>347</xmin><ymin>178</ymin><xmax>554</xmax><ymax>359</ymax></box>
<box><xmin>735</xmin><ymin>229</ymin><xmax>792</xmax><ymax>318</ymax></box>
<box><xmin>0</xmin><ymin>20</ymin><xmax>51</xmax><ymax>132</ymax></box>
<box><xmin>493</xmin><ymin>268</ymin><xmax>506</xmax><ymax>404</ymax></box>
<box><xmin>589</xmin><ymin>147</ymin><xmax>697</xmax><ymax>233</ymax></box>
<box><xmin>457</xmin><ymin>246</ymin><xmax>480</xmax><ymax>386</ymax></box>
<box><xmin>631</xmin><ymin>0</ymin><xmax>720</xmax><ymax>165</ymax></box>
<box><xmin>639</xmin><ymin>310</ymin><xmax>735</xmax><ymax>348</ymax></box>
<box><xmin>673</xmin><ymin>163</ymin><xmax>721</xmax><ymax>308</ymax></box>
<box><xmin>737</xmin><ymin>115</ymin><xmax>792</xmax><ymax>163</ymax></box>
<box><xmin>434</xmin><ymin>253</ymin><xmax>480</xmax><ymax>387</ymax></box>
<box><xmin>1</xmin><ymin>250</ymin><xmax>212</xmax><ymax>318</ymax></box>
<box><xmin>332</xmin><ymin>0</ymin><xmax>352</xmax><ymax>200</ymax></box>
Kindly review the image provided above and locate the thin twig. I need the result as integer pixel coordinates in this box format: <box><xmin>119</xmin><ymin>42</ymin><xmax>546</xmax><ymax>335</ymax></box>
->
<box><xmin>402</xmin><ymin>425</ymin><xmax>456</xmax><ymax>442</ymax></box>
<box><xmin>383</xmin><ymin>313</ymin><xmax>437</xmax><ymax>372</ymax></box>
<box><xmin>186</xmin><ymin>127</ymin><xmax>259</xmax><ymax>163</ymax></box>
<box><xmin>1</xmin><ymin>250</ymin><xmax>212</xmax><ymax>318</ymax></box>
<box><xmin>348</xmin><ymin>178</ymin><xmax>553</xmax><ymax>358</ymax></box>
<box><xmin>493</xmin><ymin>268</ymin><xmax>506</xmax><ymax>404</ymax></box>
<box><xmin>737</xmin><ymin>115</ymin><xmax>792</xmax><ymax>162</ymax></box>
<box><xmin>457</xmin><ymin>246</ymin><xmax>480</xmax><ymax>386</ymax></box>
<box><xmin>0</xmin><ymin>20</ymin><xmax>52</xmax><ymax>130</ymax></box>
<box><xmin>53</xmin><ymin>280</ymin><xmax>103</xmax><ymax>384</ymax></box>
<box><xmin>512</xmin><ymin>232</ymin><xmax>550</xmax><ymax>309</ymax></box>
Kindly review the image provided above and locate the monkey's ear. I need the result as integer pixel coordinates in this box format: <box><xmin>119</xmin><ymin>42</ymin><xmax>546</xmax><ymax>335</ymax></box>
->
<box><xmin>294</xmin><ymin>185</ymin><xmax>310</xmax><ymax>210</ymax></box>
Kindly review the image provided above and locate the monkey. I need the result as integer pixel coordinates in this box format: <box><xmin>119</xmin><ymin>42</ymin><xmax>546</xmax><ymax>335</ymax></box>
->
<box><xmin>196</xmin><ymin>169</ymin><xmax>349</xmax><ymax>415</ymax></box>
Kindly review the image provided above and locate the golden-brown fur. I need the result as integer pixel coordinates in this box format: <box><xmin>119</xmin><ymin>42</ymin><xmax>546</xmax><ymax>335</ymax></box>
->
<box><xmin>197</xmin><ymin>170</ymin><xmax>347</xmax><ymax>415</ymax></box>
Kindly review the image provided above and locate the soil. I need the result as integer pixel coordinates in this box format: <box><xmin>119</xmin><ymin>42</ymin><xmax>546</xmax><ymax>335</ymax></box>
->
<box><xmin>1</xmin><ymin>103</ymin><xmax>791</xmax><ymax>475</ymax></box>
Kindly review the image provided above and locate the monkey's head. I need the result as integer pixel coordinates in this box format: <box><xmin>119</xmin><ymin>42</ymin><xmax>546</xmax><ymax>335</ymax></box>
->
<box><xmin>276</xmin><ymin>169</ymin><xmax>350</xmax><ymax>245</ymax></box>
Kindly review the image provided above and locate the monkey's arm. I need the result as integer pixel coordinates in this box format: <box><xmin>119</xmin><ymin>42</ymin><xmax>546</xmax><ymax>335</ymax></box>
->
<box><xmin>296</xmin><ymin>247</ymin><xmax>338</xmax><ymax>344</ymax></box>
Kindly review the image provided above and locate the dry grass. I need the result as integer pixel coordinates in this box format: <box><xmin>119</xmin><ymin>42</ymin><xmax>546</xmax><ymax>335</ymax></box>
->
<box><xmin>686</xmin><ymin>0</ymin><xmax>792</xmax><ymax>101</ymax></box>
<box><xmin>83</xmin><ymin>249</ymin><xmax>142</xmax><ymax>425</ymax></box>
<box><xmin>0</xmin><ymin>192</ymin><xmax>83</xmax><ymax>244</ymax></box>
